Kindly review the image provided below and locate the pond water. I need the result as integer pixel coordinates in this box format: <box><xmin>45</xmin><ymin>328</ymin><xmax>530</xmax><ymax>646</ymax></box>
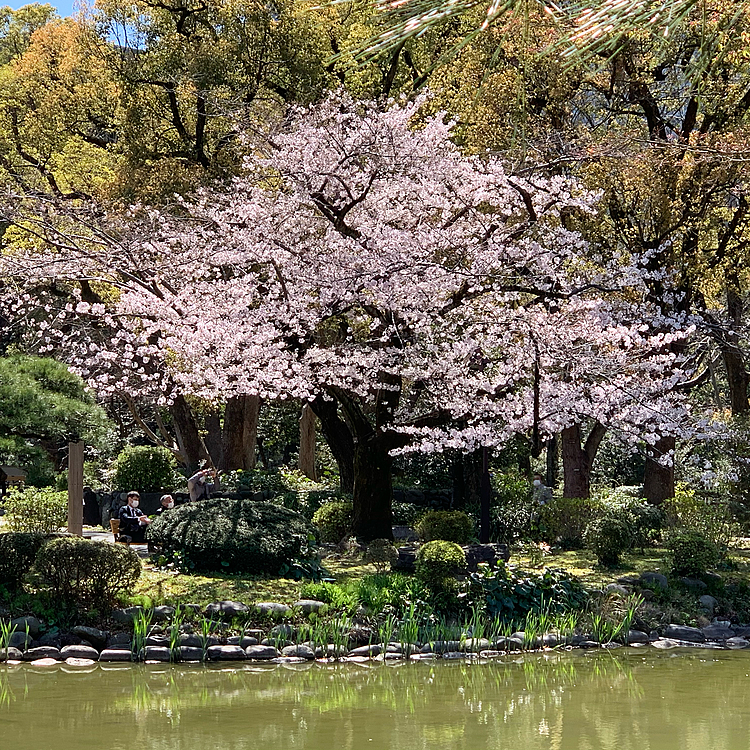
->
<box><xmin>2</xmin><ymin>650</ymin><xmax>750</xmax><ymax>750</ymax></box>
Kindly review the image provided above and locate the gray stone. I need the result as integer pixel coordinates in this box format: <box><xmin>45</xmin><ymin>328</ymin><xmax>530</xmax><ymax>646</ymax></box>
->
<box><xmin>617</xmin><ymin>576</ymin><xmax>641</xmax><ymax>585</ymax></box>
<box><xmin>506</xmin><ymin>637</ymin><xmax>525</xmax><ymax>651</ymax></box>
<box><xmin>226</xmin><ymin>636</ymin><xmax>241</xmax><ymax>646</ymax></box>
<box><xmin>145</xmin><ymin>635</ymin><xmax>169</xmax><ymax>647</ymax></box>
<box><xmin>9</xmin><ymin>631</ymin><xmax>31</xmax><ymax>649</ymax></box>
<box><xmin>461</xmin><ymin>638</ymin><xmax>491</xmax><ymax>652</ymax></box>
<box><xmin>244</xmin><ymin>629</ymin><xmax>264</xmax><ymax>640</ymax></box>
<box><xmin>732</xmin><ymin>627</ymin><xmax>750</xmax><ymax>638</ymax></box>
<box><xmin>348</xmin><ymin>644</ymin><xmax>382</xmax><ymax>657</ymax></box>
<box><xmin>281</xmin><ymin>644</ymin><xmax>316</xmax><ymax>660</ymax></box>
<box><xmin>152</xmin><ymin>606</ymin><xmax>175</xmax><ymax>622</ymax></box>
<box><xmin>29</xmin><ymin>657</ymin><xmax>59</xmax><ymax>667</ymax></box>
<box><xmin>176</xmin><ymin>603</ymin><xmax>201</xmax><ymax>616</ymax></box>
<box><xmin>111</xmin><ymin>606</ymin><xmax>143</xmax><ymax>624</ymax></box>
<box><xmin>392</xmin><ymin>545</ymin><xmax>418</xmax><ymax>573</ymax></box>
<box><xmin>605</xmin><ymin>583</ymin><xmax>630</xmax><ymax>597</ymax></box>
<box><xmin>205</xmin><ymin>601</ymin><xmax>250</xmax><ymax>619</ymax></box>
<box><xmin>420</xmin><ymin>641</ymin><xmax>460</xmax><ymax>654</ymax></box>
<box><xmin>699</xmin><ymin>595</ymin><xmax>718</xmax><ymax>612</ymax></box>
<box><xmin>99</xmin><ymin>649</ymin><xmax>133</xmax><ymax>662</ymax></box>
<box><xmin>652</xmin><ymin>638</ymin><xmax>681</xmax><ymax>649</ymax></box>
<box><xmin>392</xmin><ymin>526</ymin><xmax>419</xmax><ymax>542</ymax></box>
<box><xmin>179</xmin><ymin>646</ymin><xmax>204</xmax><ymax>661</ymax></box>
<box><xmin>627</xmin><ymin>630</ymin><xmax>650</xmax><ymax>645</ymax></box>
<box><xmin>294</xmin><ymin>599</ymin><xmax>327</xmax><ymax>615</ymax></box>
<box><xmin>664</xmin><ymin>624</ymin><xmax>705</xmax><ymax>642</ymax></box>
<box><xmin>1</xmin><ymin>647</ymin><xmax>23</xmax><ymax>661</ymax></box>
<box><xmin>726</xmin><ymin>637</ymin><xmax>750</xmax><ymax>650</ymax></box>
<box><xmin>143</xmin><ymin>646</ymin><xmax>171</xmax><ymax>662</ymax></box>
<box><xmin>324</xmin><ymin>644</ymin><xmax>349</xmax><ymax>658</ymax></box>
<box><xmin>701</xmin><ymin>626</ymin><xmax>734</xmax><ymax>641</ymax></box>
<box><xmin>579</xmin><ymin>640</ymin><xmax>601</xmax><ymax>649</ymax></box>
<box><xmin>206</xmin><ymin>645</ymin><xmax>246</xmax><ymax>661</ymax></box>
<box><xmin>641</xmin><ymin>572</ymin><xmax>669</xmax><ymax>589</ymax></box>
<box><xmin>245</xmin><ymin>645</ymin><xmax>280</xmax><ymax>660</ymax></box>
<box><xmin>108</xmin><ymin>632</ymin><xmax>132</xmax><ymax>647</ymax></box>
<box><xmin>61</xmin><ymin>645</ymin><xmax>99</xmax><ymax>660</ymax></box>
<box><xmin>64</xmin><ymin>658</ymin><xmax>96</xmax><ymax>667</ymax></box>
<box><xmin>640</xmin><ymin>589</ymin><xmax>655</xmax><ymax>601</ymax></box>
<box><xmin>270</xmin><ymin>624</ymin><xmax>295</xmax><ymax>639</ymax></box>
<box><xmin>38</xmin><ymin>630</ymin><xmax>61</xmax><ymax>648</ymax></box>
<box><xmin>254</xmin><ymin>602</ymin><xmax>291</xmax><ymax>617</ymax></box>
<box><xmin>179</xmin><ymin>634</ymin><xmax>203</xmax><ymax>648</ymax></box>
<box><xmin>602</xmin><ymin>642</ymin><xmax>622</xmax><ymax>649</ymax></box>
<box><xmin>11</xmin><ymin>616</ymin><xmax>41</xmax><ymax>638</ymax></box>
<box><xmin>542</xmin><ymin>633</ymin><xmax>559</xmax><ymax>648</ymax></box>
<box><xmin>261</xmin><ymin>638</ymin><xmax>291</xmax><ymax>648</ymax></box>
<box><xmin>240</xmin><ymin>636</ymin><xmax>258</xmax><ymax>648</ymax></box>
<box><xmin>680</xmin><ymin>577</ymin><xmax>708</xmax><ymax>591</ymax></box>
<box><xmin>23</xmin><ymin>646</ymin><xmax>61</xmax><ymax>661</ymax></box>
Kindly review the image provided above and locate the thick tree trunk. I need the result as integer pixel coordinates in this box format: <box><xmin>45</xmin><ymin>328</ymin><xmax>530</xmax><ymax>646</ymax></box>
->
<box><xmin>546</xmin><ymin>434</ymin><xmax>559</xmax><ymax>489</ymax></box>
<box><xmin>310</xmin><ymin>396</ymin><xmax>355</xmax><ymax>494</ymax></box>
<box><xmin>220</xmin><ymin>396</ymin><xmax>246</xmax><ymax>471</ymax></box>
<box><xmin>204</xmin><ymin>410</ymin><xmax>222</xmax><ymax>468</ymax></box>
<box><xmin>298</xmin><ymin>404</ymin><xmax>317</xmax><ymax>480</ymax></box>
<box><xmin>561</xmin><ymin>422</ymin><xmax>606</xmax><ymax>498</ymax></box>
<box><xmin>241</xmin><ymin>395</ymin><xmax>260</xmax><ymax>470</ymax></box>
<box><xmin>170</xmin><ymin>394</ymin><xmax>205</xmax><ymax>473</ymax></box>
<box><xmin>352</xmin><ymin>434</ymin><xmax>393</xmax><ymax>541</ymax></box>
<box><xmin>643</xmin><ymin>435</ymin><xmax>675</xmax><ymax>505</ymax></box>
<box><xmin>723</xmin><ymin>285</ymin><xmax>749</xmax><ymax>416</ymax></box>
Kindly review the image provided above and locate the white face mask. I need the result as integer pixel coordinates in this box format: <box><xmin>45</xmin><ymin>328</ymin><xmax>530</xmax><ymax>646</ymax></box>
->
<box><xmin>166</xmin><ymin>502</ymin><xmax>174</xmax><ymax>509</ymax></box>
<box><xmin>131</xmin><ymin>500</ymin><xmax>139</xmax><ymax>508</ymax></box>
<box><xmin>533</xmin><ymin>480</ymin><xmax>542</xmax><ymax>487</ymax></box>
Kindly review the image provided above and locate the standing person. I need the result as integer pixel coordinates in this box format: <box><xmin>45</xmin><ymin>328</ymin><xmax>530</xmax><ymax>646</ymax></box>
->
<box><xmin>83</xmin><ymin>486</ymin><xmax>100</xmax><ymax>527</ymax></box>
<box><xmin>118</xmin><ymin>491</ymin><xmax>151</xmax><ymax>542</ymax></box>
<box><xmin>154</xmin><ymin>494</ymin><xmax>175</xmax><ymax>516</ymax></box>
<box><xmin>532</xmin><ymin>474</ymin><xmax>552</xmax><ymax>505</ymax></box>
<box><xmin>187</xmin><ymin>467</ymin><xmax>220</xmax><ymax>502</ymax></box>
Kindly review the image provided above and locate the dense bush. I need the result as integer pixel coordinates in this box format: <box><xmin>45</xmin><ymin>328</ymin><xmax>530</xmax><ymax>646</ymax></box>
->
<box><xmin>467</xmin><ymin>563</ymin><xmax>588</xmax><ymax>620</ymax></box>
<box><xmin>663</xmin><ymin>485</ymin><xmax>739</xmax><ymax>550</ymax></box>
<box><xmin>490</xmin><ymin>471</ymin><xmax>537</xmax><ymax>544</ymax></box>
<box><xmin>354</xmin><ymin>572</ymin><xmax>429</xmax><ymax>615</ymax></box>
<box><xmin>111</xmin><ymin>445</ymin><xmax>177</xmax><ymax>492</ymax></box>
<box><xmin>539</xmin><ymin>496</ymin><xmax>601</xmax><ymax>548</ymax></box>
<box><xmin>585</xmin><ymin>515</ymin><xmax>633</xmax><ymax>566</ymax></box>
<box><xmin>299</xmin><ymin>581</ymin><xmax>355</xmax><ymax>612</ymax></box>
<box><xmin>364</xmin><ymin>538</ymin><xmax>399</xmax><ymax>571</ymax></box>
<box><xmin>312</xmin><ymin>500</ymin><xmax>353</xmax><ymax>543</ymax></box>
<box><xmin>147</xmin><ymin>498</ymin><xmax>315</xmax><ymax>574</ymax></box>
<box><xmin>0</xmin><ymin>532</ymin><xmax>47</xmax><ymax>589</ymax></box>
<box><xmin>415</xmin><ymin>510</ymin><xmax>474</xmax><ymax>544</ymax></box>
<box><xmin>392</xmin><ymin>501</ymin><xmax>424</xmax><ymax>526</ymax></box>
<box><xmin>33</xmin><ymin>536</ymin><xmax>141</xmax><ymax>605</ymax></box>
<box><xmin>3</xmin><ymin>487</ymin><xmax>67</xmax><ymax>534</ymax></box>
<box><xmin>416</xmin><ymin>540</ymin><xmax>466</xmax><ymax>588</ymax></box>
<box><xmin>667</xmin><ymin>530</ymin><xmax>722</xmax><ymax>576</ymax></box>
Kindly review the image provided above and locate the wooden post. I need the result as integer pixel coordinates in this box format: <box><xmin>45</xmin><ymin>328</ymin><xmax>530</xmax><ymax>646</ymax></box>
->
<box><xmin>67</xmin><ymin>441</ymin><xmax>84</xmax><ymax>536</ymax></box>
<box><xmin>298</xmin><ymin>404</ymin><xmax>317</xmax><ymax>481</ymax></box>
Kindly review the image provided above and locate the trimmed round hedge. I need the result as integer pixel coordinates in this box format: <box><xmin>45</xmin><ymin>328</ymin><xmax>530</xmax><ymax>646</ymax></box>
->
<box><xmin>0</xmin><ymin>532</ymin><xmax>48</xmax><ymax>589</ymax></box>
<box><xmin>147</xmin><ymin>498</ymin><xmax>315</xmax><ymax>575</ymax></box>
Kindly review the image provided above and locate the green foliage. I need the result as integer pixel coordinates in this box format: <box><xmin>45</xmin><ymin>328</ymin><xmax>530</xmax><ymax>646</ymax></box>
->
<box><xmin>584</xmin><ymin>515</ymin><xmax>633</xmax><ymax>567</ymax></box>
<box><xmin>415</xmin><ymin>510</ymin><xmax>474</xmax><ymax>544</ymax></box>
<box><xmin>33</xmin><ymin>536</ymin><xmax>141</xmax><ymax>605</ymax></box>
<box><xmin>466</xmin><ymin>563</ymin><xmax>588</xmax><ymax>621</ymax></box>
<box><xmin>312</xmin><ymin>500</ymin><xmax>353</xmax><ymax>543</ymax></box>
<box><xmin>415</xmin><ymin>540</ymin><xmax>466</xmax><ymax>588</ymax></box>
<box><xmin>111</xmin><ymin>445</ymin><xmax>177</xmax><ymax>492</ymax></box>
<box><xmin>146</xmin><ymin>497</ymin><xmax>314</xmax><ymax>575</ymax></box>
<box><xmin>299</xmin><ymin>581</ymin><xmax>355</xmax><ymax>612</ymax></box>
<box><xmin>490</xmin><ymin>471</ymin><xmax>536</xmax><ymax>544</ymax></box>
<box><xmin>3</xmin><ymin>486</ymin><xmax>67</xmax><ymax>534</ymax></box>
<box><xmin>667</xmin><ymin>530</ymin><xmax>722</xmax><ymax>576</ymax></box>
<box><xmin>663</xmin><ymin>484</ymin><xmax>739</xmax><ymax>550</ymax></box>
<box><xmin>391</xmin><ymin>501</ymin><xmax>424</xmax><ymax>526</ymax></box>
<box><xmin>0</xmin><ymin>532</ymin><xmax>47</xmax><ymax>589</ymax></box>
<box><xmin>363</xmin><ymin>538</ymin><xmax>399</xmax><ymax>572</ymax></box>
<box><xmin>354</xmin><ymin>572</ymin><xmax>429</xmax><ymax>615</ymax></box>
<box><xmin>539</xmin><ymin>496</ymin><xmax>601</xmax><ymax>548</ymax></box>
<box><xmin>0</xmin><ymin>4</ymin><xmax>58</xmax><ymax>66</ymax></box>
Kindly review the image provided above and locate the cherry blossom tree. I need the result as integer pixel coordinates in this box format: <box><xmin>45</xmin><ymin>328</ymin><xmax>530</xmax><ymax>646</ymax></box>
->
<box><xmin>1</xmin><ymin>93</ymin><xmax>694</xmax><ymax>538</ymax></box>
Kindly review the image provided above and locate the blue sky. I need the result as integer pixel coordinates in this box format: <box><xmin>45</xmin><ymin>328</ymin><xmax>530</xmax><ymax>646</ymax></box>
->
<box><xmin>6</xmin><ymin>0</ymin><xmax>75</xmax><ymax>17</ymax></box>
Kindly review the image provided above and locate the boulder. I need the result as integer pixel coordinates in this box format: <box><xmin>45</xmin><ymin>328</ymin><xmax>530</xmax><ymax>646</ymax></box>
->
<box><xmin>1</xmin><ymin>647</ymin><xmax>23</xmax><ymax>662</ymax></box>
<box><xmin>152</xmin><ymin>606</ymin><xmax>176</xmax><ymax>622</ymax></box>
<box><xmin>11</xmin><ymin>616</ymin><xmax>41</xmax><ymax>638</ymax></box>
<box><xmin>245</xmin><ymin>645</ymin><xmax>280</xmax><ymax>660</ymax></box>
<box><xmin>99</xmin><ymin>649</ymin><xmax>133</xmax><ymax>662</ymax></box>
<box><xmin>108</xmin><ymin>632</ymin><xmax>132</xmax><ymax>647</ymax></box>
<box><xmin>240</xmin><ymin>636</ymin><xmax>259</xmax><ymax>648</ymax></box>
<box><xmin>270</xmin><ymin>624</ymin><xmax>295</xmax><ymax>639</ymax></box>
<box><xmin>178</xmin><ymin>646</ymin><xmax>204</xmax><ymax>661</ymax></box>
<box><xmin>348</xmin><ymin>644</ymin><xmax>382</xmax><ymax>657</ymax></box>
<box><xmin>281</xmin><ymin>644</ymin><xmax>316</xmax><ymax>660</ymax></box>
<box><xmin>205</xmin><ymin>601</ymin><xmax>250</xmax><ymax>619</ymax></box>
<box><xmin>9</xmin><ymin>631</ymin><xmax>31</xmax><ymax>650</ymax></box>
<box><xmin>39</xmin><ymin>630</ymin><xmax>62</xmax><ymax>648</ymax></box>
<box><xmin>701</xmin><ymin>625</ymin><xmax>734</xmax><ymax>641</ymax></box>
<box><xmin>61</xmin><ymin>645</ymin><xmax>100</xmax><ymax>661</ymax></box>
<box><xmin>145</xmin><ymin>635</ymin><xmax>169</xmax><ymax>647</ymax></box>
<box><xmin>627</xmin><ymin>630</ymin><xmax>650</xmax><ymax>645</ymax></box>
<box><xmin>392</xmin><ymin>545</ymin><xmax>418</xmax><ymax>573</ymax></box>
<box><xmin>542</xmin><ymin>633</ymin><xmax>559</xmax><ymax>648</ymax></box>
<box><xmin>111</xmin><ymin>606</ymin><xmax>143</xmax><ymax>624</ymax></box>
<box><xmin>698</xmin><ymin>595</ymin><xmax>718</xmax><ymax>613</ymax></box>
<box><xmin>179</xmin><ymin>634</ymin><xmax>203</xmax><ymax>648</ymax></box>
<box><xmin>604</xmin><ymin>584</ymin><xmax>630</xmax><ymax>597</ymax></box>
<box><xmin>664</xmin><ymin>624</ymin><xmax>705</xmax><ymax>642</ymax></box>
<box><xmin>254</xmin><ymin>602</ymin><xmax>292</xmax><ymax>617</ymax></box>
<box><xmin>23</xmin><ymin>646</ymin><xmax>61</xmax><ymax>661</ymax></box>
<box><xmin>680</xmin><ymin>577</ymin><xmax>708</xmax><ymax>591</ymax></box>
<box><xmin>71</xmin><ymin>626</ymin><xmax>108</xmax><ymax>651</ymax></box>
<box><xmin>641</xmin><ymin>572</ymin><xmax>669</xmax><ymax>589</ymax></box>
<box><xmin>726</xmin><ymin>637</ymin><xmax>750</xmax><ymax>650</ymax></box>
<box><xmin>578</xmin><ymin>641</ymin><xmax>601</xmax><ymax>649</ymax></box>
<box><xmin>143</xmin><ymin>646</ymin><xmax>171</xmax><ymax>662</ymax></box>
<box><xmin>294</xmin><ymin>600</ymin><xmax>327</xmax><ymax>615</ymax></box>
<box><xmin>206</xmin><ymin>645</ymin><xmax>246</xmax><ymax>661</ymax></box>
<box><xmin>732</xmin><ymin>626</ymin><xmax>750</xmax><ymax>638</ymax></box>
<box><xmin>461</xmin><ymin>638</ymin><xmax>491</xmax><ymax>653</ymax></box>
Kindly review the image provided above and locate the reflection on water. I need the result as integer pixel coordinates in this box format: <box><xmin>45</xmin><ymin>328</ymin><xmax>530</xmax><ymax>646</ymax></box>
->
<box><xmin>1</xmin><ymin>650</ymin><xmax>750</xmax><ymax>750</ymax></box>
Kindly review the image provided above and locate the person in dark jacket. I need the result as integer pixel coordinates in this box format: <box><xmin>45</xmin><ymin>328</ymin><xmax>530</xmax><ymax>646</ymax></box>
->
<box><xmin>118</xmin><ymin>491</ymin><xmax>151</xmax><ymax>542</ymax></box>
<box><xmin>154</xmin><ymin>494</ymin><xmax>175</xmax><ymax>516</ymax></box>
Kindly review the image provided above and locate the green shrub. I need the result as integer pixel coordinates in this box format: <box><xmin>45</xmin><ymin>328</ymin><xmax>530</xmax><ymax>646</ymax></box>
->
<box><xmin>0</xmin><ymin>532</ymin><xmax>47</xmax><ymax>589</ymax></box>
<box><xmin>539</xmin><ymin>497</ymin><xmax>601</xmax><ymax>548</ymax></box>
<box><xmin>299</xmin><ymin>581</ymin><xmax>354</xmax><ymax>612</ymax></box>
<box><xmin>354</xmin><ymin>572</ymin><xmax>429</xmax><ymax>615</ymax></box>
<box><xmin>416</xmin><ymin>540</ymin><xmax>466</xmax><ymax>588</ymax></box>
<box><xmin>312</xmin><ymin>500</ymin><xmax>353</xmax><ymax>543</ymax></box>
<box><xmin>111</xmin><ymin>446</ymin><xmax>177</xmax><ymax>492</ymax></box>
<box><xmin>364</xmin><ymin>538</ymin><xmax>399</xmax><ymax>572</ymax></box>
<box><xmin>667</xmin><ymin>530</ymin><xmax>722</xmax><ymax>576</ymax></box>
<box><xmin>147</xmin><ymin>498</ymin><xmax>314</xmax><ymax>574</ymax></box>
<box><xmin>392</xmin><ymin>501</ymin><xmax>424</xmax><ymax>526</ymax></box>
<box><xmin>33</xmin><ymin>536</ymin><xmax>141</xmax><ymax>605</ymax></box>
<box><xmin>585</xmin><ymin>515</ymin><xmax>633</xmax><ymax>566</ymax></box>
<box><xmin>3</xmin><ymin>487</ymin><xmax>67</xmax><ymax>534</ymax></box>
<box><xmin>663</xmin><ymin>484</ymin><xmax>739</xmax><ymax>549</ymax></box>
<box><xmin>491</xmin><ymin>471</ymin><xmax>536</xmax><ymax>544</ymax></box>
<box><xmin>415</xmin><ymin>510</ymin><xmax>474</xmax><ymax>544</ymax></box>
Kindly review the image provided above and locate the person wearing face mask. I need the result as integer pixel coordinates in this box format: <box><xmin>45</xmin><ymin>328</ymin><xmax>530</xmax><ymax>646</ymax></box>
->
<box><xmin>532</xmin><ymin>474</ymin><xmax>552</xmax><ymax>505</ymax></box>
<box><xmin>117</xmin><ymin>490</ymin><xmax>151</xmax><ymax>542</ymax></box>
<box><xmin>187</xmin><ymin>467</ymin><xmax>220</xmax><ymax>502</ymax></box>
<box><xmin>155</xmin><ymin>494</ymin><xmax>176</xmax><ymax>516</ymax></box>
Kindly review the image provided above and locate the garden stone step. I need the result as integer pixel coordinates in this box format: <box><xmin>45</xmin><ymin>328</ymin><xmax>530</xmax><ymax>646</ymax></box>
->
<box><xmin>664</xmin><ymin>625</ymin><xmax>705</xmax><ymax>642</ymax></box>
<box><xmin>207</xmin><ymin>645</ymin><xmax>246</xmax><ymax>661</ymax></box>
<box><xmin>282</xmin><ymin>644</ymin><xmax>316</xmax><ymax>660</ymax></box>
<box><xmin>61</xmin><ymin>645</ymin><xmax>99</xmax><ymax>660</ymax></box>
<box><xmin>245</xmin><ymin>645</ymin><xmax>280</xmax><ymax>660</ymax></box>
<box><xmin>99</xmin><ymin>649</ymin><xmax>133</xmax><ymax>662</ymax></box>
<box><xmin>205</xmin><ymin>601</ymin><xmax>250</xmax><ymax>619</ymax></box>
<box><xmin>143</xmin><ymin>646</ymin><xmax>171</xmax><ymax>662</ymax></box>
<box><xmin>23</xmin><ymin>646</ymin><xmax>61</xmax><ymax>661</ymax></box>
<box><xmin>179</xmin><ymin>646</ymin><xmax>204</xmax><ymax>661</ymax></box>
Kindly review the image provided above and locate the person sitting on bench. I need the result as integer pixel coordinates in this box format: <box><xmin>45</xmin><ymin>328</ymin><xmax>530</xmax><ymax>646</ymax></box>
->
<box><xmin>118</xmin><ymin>491</ymin><xmax>151</xmax><ymax>543</ymax></box>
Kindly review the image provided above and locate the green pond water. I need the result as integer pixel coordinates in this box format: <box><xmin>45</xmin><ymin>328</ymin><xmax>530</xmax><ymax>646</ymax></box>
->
<box><xmin>2</xmin><ymin>650</ymin><xmax>750</xmax><ymax>750</ymax></box>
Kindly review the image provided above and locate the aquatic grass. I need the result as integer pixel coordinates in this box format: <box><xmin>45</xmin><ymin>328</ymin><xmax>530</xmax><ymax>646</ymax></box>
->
<box><xmin>0</xmin><ymin>619</ymin><xmax>13</xmax><ymax>654</ymax></box>
<box><xmin>198</xmin><ymin>617</ymin><xmax>217</xmax><ymax>660</ymax></box>
<box><xmin>398</xmin><ymin>605</ymin><xmax>419</xmax><ymax>657</ymax></box>
<box><xmin>379</xmin><ymin>613</ymin><xmax>396</xmax><ymax>655</ymax></box>
<box><xmin>132</xmin><ymin>608</ymin><xmax>153</xmax><ymax>659</ymax></box>
<box><xmin>168</xmin><ymin>607</ymin><xmax>185</xmax><ymax>662</ymax></box>
<box><xmin>330</xmin><ymin>615</ymin><xmax>350</xmax><ymax>659</ymax></box>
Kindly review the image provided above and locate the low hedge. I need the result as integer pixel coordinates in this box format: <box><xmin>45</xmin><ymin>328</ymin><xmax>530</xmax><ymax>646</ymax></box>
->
<box><xmin>0</xmin><ymin>532</ymin><xmax>48</xmax><ymax>589</ymax></box>
<box><xmin>147</xmin><ymin>498</ymin><xmax>315</xmax><ymax>574</ymax></box>
<box><xmin>415</xmin><ymin>510</ymin><xmax>474</xmax><ymax>544</ymax></box>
